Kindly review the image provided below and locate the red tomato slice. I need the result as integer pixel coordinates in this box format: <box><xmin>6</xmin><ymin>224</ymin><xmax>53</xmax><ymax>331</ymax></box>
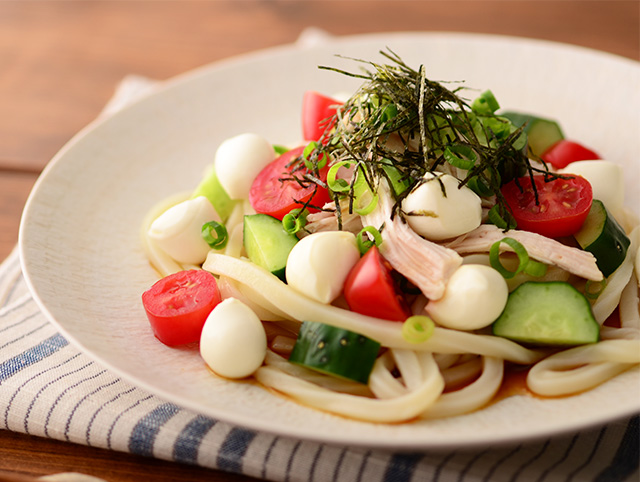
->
<box><xmin>541</xmin><ymin>140</ymin><xmax>600</xmax><ymax>169</ymax></box>
<box><xmin>249</xmin><ymin>146</ymin><xmax>331</xmax><ymax>220</ymax></box>
<box><xmin>501</xmin><ymin>175</ymin><xmax>593</xmax><ymax>238</ymax></box>
<box><xmin>302</xmin><ymin>91</ymin><xmax>342</xmax><ymax>141</ymax></box>
<box><xmin>343</xmin><ymin>246</ymin><xmax>411</xmax><ymax>322</ymax></box>
<box><xmin>142</xmin><ymin>270</ymin><xmax>221</xmax><ymax>346</ymax></box>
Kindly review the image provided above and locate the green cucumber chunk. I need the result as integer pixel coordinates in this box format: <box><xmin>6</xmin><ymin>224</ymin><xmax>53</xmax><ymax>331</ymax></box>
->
<box><xmin>191</xmin><ymin>165</ymin><xmax>237</xmax><ymax>223</ymax></box>
<box><xmin>500</xmin><ymin>111</ymin><xmax>564</xmax><ymax>156</ymax></box>
<box><xmin>574</xmin><ymin>200</ymin><xmax>630</xmax><ymax>278</ymax></box>
<box><xmin>492</xmin><ymin>281</ymin><xmax>599</xmax><ymax>346</ymax></box>
<box><xmin>289</xmin><ymin>321</ymin><xmax>381</xmax><ymax>384</ymax></box>
<box><xmin>243</xmin><ymin>213</ymin><xmax>298</xmax><ymax>282</ymax></box>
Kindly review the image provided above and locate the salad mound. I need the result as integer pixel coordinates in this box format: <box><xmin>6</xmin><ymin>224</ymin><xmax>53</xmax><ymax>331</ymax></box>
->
<box><xmin>140</xmin><ymin>51</ymin><xmax>640</xmax><ymax>423</ymax></box>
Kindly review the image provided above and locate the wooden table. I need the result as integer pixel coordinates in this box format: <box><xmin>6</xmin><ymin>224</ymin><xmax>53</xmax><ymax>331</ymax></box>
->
<box><xmin>0</xmin><ymin>1</ymin><xmax>637</xmax><ymax>480</ymax></box>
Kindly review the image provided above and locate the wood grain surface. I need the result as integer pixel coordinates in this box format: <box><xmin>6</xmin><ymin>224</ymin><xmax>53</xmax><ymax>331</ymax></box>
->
<box><xmin>0</xmin><ymin>1</ymin><xmax>638</xmax><ymax>480</ymax></box>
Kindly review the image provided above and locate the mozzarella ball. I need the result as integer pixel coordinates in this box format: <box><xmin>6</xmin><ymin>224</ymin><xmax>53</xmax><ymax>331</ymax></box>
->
<box><xmin>425</xmin><ymin>264</ymin><xmax>508</xmax><ymax>330</ymax></box>
<box><xmin>148</xmin><ymin>196</ymin><xmax>219</xmax><ymax>264</ymax></box>
<box><xmin>214</xmin><ymin>133</ymin><xmax>275</xmax><ymax>200</ymax></box>
<box><xmin>560</xmin><ymin>161</ymin><xmax>624</xmax><ymax>220</ymax></box>
<box><xmin>401</xmin><ymin>172</ymin><xmax>482</xmax><ymax>241</ymax></box>
<box><xmin>285</xmin><ymin>231</ymin><xmax>360</xmax><ymax>304</ymax></box>
<box><xmin>200</xmin><ymin>298</ymin><xmax>267</xmax><ymax>379</ymax></box>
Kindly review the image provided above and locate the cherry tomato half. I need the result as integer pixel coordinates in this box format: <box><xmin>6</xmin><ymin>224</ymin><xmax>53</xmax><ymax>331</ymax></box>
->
<box><xmin>142</xmin><ymin>270</ymin><xmax>221</xmax><ymax>346</ymax></box>
<box><xmin>302</xmin><ymin>91</ymin><xmax>342</xmax><ymax>142</ymax></box>
<box><xmin>501</xmin><ymin>175</ymin><xmax>593</xmax><ymax>238</ymax></box>
<box><xmin>343</xmin><ymin>246</ymin><xmax>411</xmax><ymax>322</ymax></box>
<box><xmin>541</xmin><ymin>140</ymin><xmax>600</xmax><ymax>169</ymax></box>
<box><xmin>249</xmin><ymin>146</ymin><xmax>331</xmax><ymax>220</ymax></box>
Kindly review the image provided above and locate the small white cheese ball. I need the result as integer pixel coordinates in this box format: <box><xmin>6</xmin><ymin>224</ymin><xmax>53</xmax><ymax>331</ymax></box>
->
<box><xmin>401</xmin><ymin>172</ymin><xmax>482</xmax><ymax>241</ymax></box>
<box><xmin>425</xmin><ymin>264</ymin><xmax>508</xmax><ymax>330</ymax></box>
<box><xmin>285</xmin><ymin>231</ymin><xmax>360</xmax><ymax>304</ymax></box>
<box><xmin>148</xmin><ymin>196</ymin><xmax>219</xmax><ymax>264</ymax></box>
<box><xmin>200</xmin><ymin>298</ymin><xmax>267</xmax><ymax>379</ymax></box>
<box><xmin>559</xmin><ymin>160</ymin><xmax>624</xmax><ymax>220</ymax></box>
<box><xmin>214</xmin><ymin>133</ymin><xmax>276</xmax><ymax>199</ymax></box>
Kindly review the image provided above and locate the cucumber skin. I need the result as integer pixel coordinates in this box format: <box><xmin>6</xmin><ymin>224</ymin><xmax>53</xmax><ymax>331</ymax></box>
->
<box><xmin>191</xmin><ymin>166</ymin><xmax>237</xmax><ymax>222</ymax></box>
<box><xmin>500</xmin><ymin>111</ymin><xmax>564</xmax><ymax>157</ymax></box>
<box><xmin>574</xmin><ymin>200</ymin><xmax>630</xmax><ymax>278</ymax></box>
<box><xmin>492</xmin><ymin>281</ymin><xmax>599</xmax><ymax>346</ymax></box>
<box><xmin>289</xmin><ymin>321</ymin><xmax>381</xmax><ymax>384</ymax></box>
<box><xmin>243</xmin><ymin>214</ymin><xmax>298</xmax><ymax>282</ymax></box>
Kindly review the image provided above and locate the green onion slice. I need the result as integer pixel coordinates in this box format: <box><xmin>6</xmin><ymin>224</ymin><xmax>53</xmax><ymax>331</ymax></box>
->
<box><xmin>466</xmin><ymin>175</ymin><xmax>494</xmax><ymax>197</ymax></box>
<box><xmin>443</xmin><ymin>144</ymin><xmax>477</xmax><ymax>170</ymax></box>
<box><xmin>471</xmin><ymin>89</ymin><xmax>500</xmax><ymax>115</ymax></box>
<box><xmin>584</xmin><ymin>279</ymin><xmax>607</xmax><ymax>300</ymax></box>
<box><xmin>327</xmin><ymin>161</ymin><xmax>352</xmax><ymax>193</ymax></box>
<box><xmin>487</xmin><ymin>205</ymin><xmax>510</xmax><ymax>229</ymax></box>
<box><xmin>356</xmin><ymin>226</ymin><xmax>382</xmax><ymax>255</ymax></box>
<box><xmin>273</xmin><ymin>144</ymin><xmax>289</xmax><ymax>155</ymax></box>
<box><xmin>353</xmin><ymin>169</ymin><xmax>379</xmax><ymax>215</ymax></box>
<box><xmin>302</xmin><ymin>141</ymin><xmax>327</xmax><ymax>170</ymax></box>
<box><xmin>489</xmin><ymin>237</ymin><xmax>547</xmax><ymax>279</ymax></box>
<box><xmin>402</xmin><ymin>316</ymin><xmax>435</xmax><ymax>344</ymax></box>
<box><xmin>282</xmin><ymin>208</ymin><xmax>308</xmax><ymax>235</ymax></box>
<box><xmin>201</xmin><ymin>221</ymin><xmax>228</xmax><ymax>250</ymax></box>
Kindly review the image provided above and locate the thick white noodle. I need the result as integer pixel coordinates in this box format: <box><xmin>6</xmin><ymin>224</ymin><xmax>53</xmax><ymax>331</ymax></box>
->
<box><xmin>219</xmin><ymin>202</ymin><xmax>246</xmax><ymax>258</ymax></box>
<box><xmin>526</xmin><ymin>339</ymin><xmax>640</xmax><ymax>396</ymax></box>
<box><xmin>140</xmin><ymin>192</ymin><xmax>191</xmax><ymax>277</ymax></box>
<box><xmin>255</xmin><ymin>350</ymin><xmax>444</xmax><ymax>423</ymax></box>
<box><xmin>368</xmin><ymin>352</ymin><xmax>408</xmax><ymax>399</ymax></box>
<box><xmin>203</xmin><ymin>253</ymin><xmax>543</xmax><ymax>364</ymax></box>
<box><xmin>264</xmin><ymin>352</ymin><xmax>372</xmax><ymax>397</ymax></box>
<box><xmin>217</xmin><ymin>276</ymin><xmax>286</xmax><ymax>322</ymax></box>
<box><xmin>619</xmin><ymin>271</ymin><xmax>640</xmax><ymax>329</ymax></box>
<box><xmin>421</xmin><ymin>357</ymin><xmax>504</xmax><ymax>419</ymax></box>
<box><xmin>441</xmin><ymin>356</ymin><xmax>483</xmax><ymax>389</ymax></box>
<box><xmin>591</xmin><ymin>226</ymin><xmax>639</xmax><ymax>324</ymax></box>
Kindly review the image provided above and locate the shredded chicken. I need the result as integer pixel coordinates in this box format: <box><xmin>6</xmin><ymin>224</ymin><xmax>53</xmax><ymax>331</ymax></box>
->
<box><xmin>445</xmin><ymin>224</ymin><xmax>603</xmax><ymax>281</ymax></box>
<box><xmin>304</xmin><ymin>201</ymin><xmax>363</xmax><ymax>236</ymax></box>
<box><xmin>362</xmin><ymin>184</ymin><xmax>463</xmax><ymax>300</ymax></box>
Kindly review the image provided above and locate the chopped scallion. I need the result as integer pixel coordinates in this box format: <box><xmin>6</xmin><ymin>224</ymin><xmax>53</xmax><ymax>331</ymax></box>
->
<box><xmin>584</xmin><ymin>279</ymin><xmax>607</xmax><ymax>300</ymax></box>
<box><xmin>443</xmin><ymin>144</ymin><xmax>477</xmax><ymax>170</ymax></box>
<box><xmin>356</xmin><ymin>226</ymin><xmax>382</xmax><ymax>255</ymax></box>
<box><xmin>402</xmin><ymin>316</ymin><xmax>435</xmax><ymax>344</ymax></box>
<box><xmin>489</xmin><ymin>237</ymin><xmax>547</xmax><ymax>279</ymax></box>
<box><xmin>471</xmin><ymin>89</ymin><xmax>500</xmax><ymax>115</ymax></box>
<box><xmin>273</xmin><ymin>144</ymin><xmax>289</xmax><ymax>155</ymax></box>
<box><xmin>201</xmin><ymin>221</ymin><xmax>228</xmax><ymax>250</ymax></box>
<box><xmin>353</xmin><ymin>168</ymin><xmax>379</xmax><ymax>215</ymax></box>
<box><xmin>282</xmin><ymin>208</ymin><xmax>308</xmax><ymax>235</ymax></box>
<box><xmin>327</xmin><ymin>161</ymin><xmax>352</xmax><ymax>193</ymax></box>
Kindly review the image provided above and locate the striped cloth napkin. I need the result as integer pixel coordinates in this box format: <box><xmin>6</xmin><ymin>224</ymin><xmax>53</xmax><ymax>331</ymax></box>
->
<box><xmin>1</xmin><ymin>59</ymin><xmax>638</xmax><ymax>481</ymax></box>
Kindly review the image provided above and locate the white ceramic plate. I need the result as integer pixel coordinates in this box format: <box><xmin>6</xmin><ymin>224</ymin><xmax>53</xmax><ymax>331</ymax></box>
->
<box><xmin>19</xmin><ymin>33</ymin><xmax>640</xmax><ymax>450</ymax></box>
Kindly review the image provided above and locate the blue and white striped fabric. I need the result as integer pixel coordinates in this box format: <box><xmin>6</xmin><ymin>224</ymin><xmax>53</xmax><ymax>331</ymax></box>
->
<box><xmin>2</xmin><ymin>250</ymin><xmax>639</xmax><ymax>481</ymax></box>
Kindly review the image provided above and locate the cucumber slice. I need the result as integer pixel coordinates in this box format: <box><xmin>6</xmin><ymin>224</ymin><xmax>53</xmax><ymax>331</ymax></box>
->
<box><xmin>500</xmin><ymin>111</ymin><xmax>564</xmax><ymax>156</ymax></box>
<box><xmin>492</xmin><ymin>281</ymin><xmax>599</xmax><ymax>346</ymax></box>
<box><xmin>192</xmin><ymin>165</ymin><xmax>237</xmax><ymax>222</ymax></box>
<box><xmin>243</xmin><ymin>213</ymin><xmax>298</xmax><ymax>281</ymax></box>
<box><xmin>289</xmin><ymin>321</ymin><xmax>381</xmax><ymax>384</ymax></box>
<box><xmin>574</xmin><ymin>200</ymin><xmax>630</xmax><ymax>277</ymax></box>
